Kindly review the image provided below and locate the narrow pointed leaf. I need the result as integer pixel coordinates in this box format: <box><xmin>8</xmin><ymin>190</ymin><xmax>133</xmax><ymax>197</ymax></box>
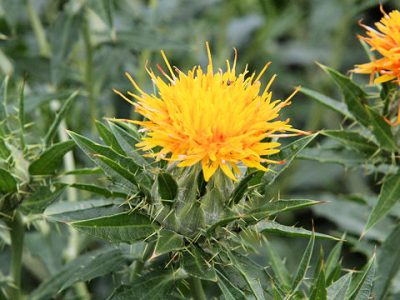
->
<box><xmin>155</xmin><ymin>229</ymin><xmax>184</xmax><ymax>255</ymax></box>
<box><xmin>182</xmin><ymin>247</ymin><xmax>217</xmax><ymax>281</ymax></box>
<box><xmin>355</xmin><ymin>260</ymin><xmax>376</xmax><ymax>300</ymax></box>
<box><xmin>21</xmin><ymin>184</ymin><xmax>66</xmax><ymax>213</ymax></box>
<box><xmin>319</xmin><ymin>64</ymin><xmax>369</xmax><ymax>127</ymax></box>
<box><xmin>365</xmin><ymin>106</ymin><xmax>397</xmax><ymax>151</ymax></box>
<box><xmin>300</xmin><ymin>87</ymin><xmax>353</xmax><ymax>119</ymax></box>
<box><xmin>71</xmin><ymin>212</ymin><xmax>158</xmax><ymax>244</ymax></box>
<box><xmin>310</xmin><ymin>267</ymin><xmax>326</xmax><ymax>300</ymax></box>
<box><xmin>70</xmin><ymin>183</ymin><xmax>127</xmax><ymax>198</ymax></box>
<box><xmin>291</xmin><ymin>233</ymin><xmax>315</xmax><ymax>292</ymax></box>
<box><xmin>230</xmin><ymin>170</ymin><xmax>263</xmax><ymax>205</ymax></box>
<box><xmin>322</xmin><ymin>130</ymin><xmax>378</xmax><ymax>154</ymax></box>
<box><xmin>327</xmin><ymin>273</ymin><xmax>352</xmax><ymax>300</ymax></box>
<box><xmin>265</xmin><ymin>239</ymin><xmax>291</xmax><ymax>288</ymax></box>
<box><xmin>365</xmin><ymin>173</ymin><xmax>400</xmax><ymax>232</ymax></box>
<box><xmin>0</xmin><ymin>168</ymin><xmax>17</xmax><ymax>193</ymax></box>
<box><xmin>95</xmin><ymin>121</ymin><xmax>125</xmax><ymax>155</ymax></box>
<box><xmin>346</xmin><ymin>255</ymin><xmax>376</xmax><ymax>298</ymax></box>
<box><xmin>216</xmin><ymin>269</ymin><xmax>246</xmax><ymax>300</ymax></box>
<box><xmin>263</xmin><ymin>134</ymin><xmax>317</xmax><ymax>186</ymax></box>
<box><xmin>44</xmin><ymin>91</ymin><xmax>78</xmax><ymax>146</ymax></box>
<box><xmin>375</xmin><ymin>224</ymin><xmax>400</xmax><ymax>300</ymax></box>
<box><xmin>29</xmin><ymin>140</ymin><xmax>75</xmax><ymax>175</ymax></box>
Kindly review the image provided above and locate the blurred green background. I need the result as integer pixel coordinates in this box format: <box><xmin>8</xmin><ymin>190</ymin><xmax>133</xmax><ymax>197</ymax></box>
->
<box><xmin>1</xmin><ymin>0</ymin><xmax>399</xmax><ymax>297</ymax></box>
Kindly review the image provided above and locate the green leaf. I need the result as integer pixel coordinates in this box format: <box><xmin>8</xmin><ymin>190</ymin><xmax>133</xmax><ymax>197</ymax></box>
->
<box><xmin>29</xmin><ymin>140</ymin><xmax>75</xmax><ymax>175</ymax></box>
<box><xmin>44</xmin><ymin>91</ymin><xmax>79</xmax><ymax>146</ymax></box>
<box><xmin>229</xmin><ymin>170</ymin><xmax>263</xmax><ymax>205</ymax></box>
<box><xmin>318</xmin><ymin>64</ymin><xmax>369</xmax><ymax>127</ymax></box>
<box><xmin>346</xmin><ymin>254</ymin><xmax>376</xmax><ymax>298</ymax></box>
<box><xmin>365</xmin><ymin>106</ymin><xmax>397</xmax><ymax>152</ymax></box>
<box><xmin>71</xmin><ymin>183</ymin><xmax>127</xmax><ymax>198</ymax></box>
<box><xmin>71</xmin><ymin>212</ymin><xmax>158</xmax><ymax>244</ymax></box>
<box><xmin>299</xmin><ymin>146</ymin><xmax>367</xmax><ymax>167</ymax></box>
<box><xmin>95</xmin><ymin>121</ymin><xmax>125</xmax><ymax>155</ymax></box>
<box><xmin>63</xmin><ymin>167</ymin><xmax>102</xmax><ymax>175</ymax></box>
<box><xmin>256</xmin><ymin>221</ymin><xmax>338</xmax><ymax>240</ymax></box>
<box><xmin>291</xmin><ymin>233</ymin><xmax>315</xmax><ymax>293</ymax></box>
<box><xmin>262</xmin><ymin>134</ymin><xmax>317</xmax><ymax>186</ymax></box>
<box><xmin>374</xmin><ymin>224</ymin><xmax>400</xmax><ymax>300</ymax></box>
<box><xmin>157</xmin><ymin>172</ymin><xmax>178</xmax><ymax>201</ymax></box>
<box><xmin>365</xmin><ymin>173</ymin><xmax>400</xmax><ymax>232</ymax></box>
<box><xmin>300</xmin><ymin>87</ymin><xmax>353</xmax><ymax>120</ymax></box>
<box><xmin>44</xmin><ymin>199</ymin><xmax>124</xmax><ymax>222</ymax></box>
<box><xmin>108</xmin><ymin>121</ymin><xmax>149</xmax><ymax>167</ymax></box>
<box><xmin>354</xmin><ymin>259</ymin><xmax>376</xmax><ymax>300</ymax></box>
<box><xmin>182</xmin><ymin>246</ymin><xmax>217</xmax><ymax>281</ymax></box>
<box><xmin>327</xmin><ymin>273</ymin><xmax>352</xmax><ymax>300</ymax></box>
<box><xmin>155</xmin><ymin>229</ymin><xmax>184</xmax><ymax>255</ymax></box>
<box><xmin>21</xmin><ymin>184</ymin><xmax>66</xmax><ymax>213</ymax></box>
<box><xmin>225</xmin><ymin>251</ymin><xmax>266</xmax><ymax>300</ymax></box>
<box><xmin>201</xmin><ymin>187</ymin><xmax>226</xmax><ymax>225</ymax></box>
<box><xmin>0</xmin><ymin>168</ymin><xmax>17</xmax><ymax>193</ymax></box>
<box><xmin>325</xmin><ymin>239</ymin><xmax>344</xmax><ymax>284</ymax></box>
<box><xmin>0</xmin><ymin>137</ymin><xmax>11</xmax><ymax>160</ymax></box>
<box><xmin>31</xmin><ymin>247</ymin><xmax>128</xmax><ymax>300</ymax></box>
<box><xmin>322</xmin><ymin>130</ymin><xmax>378</xmax><ymax>154</ymax></box>
<box><xmin>264</xmin><ymin>239</ymin><xmax>291</xmax><ymax>288</ymax></box>
<box><xmin>310</xmin><ymin>267</ymin><xmax>326</xmax><ymax>300</ymax></box>
<box><xmin>108</xmin><ymin>269</ymin><xmax>187</xmax><ymax>300</ymax></box>
<box><xmin>216</xmin><ymin>269</ymin><xmax>247</xmax><ymax>300</ymax></box>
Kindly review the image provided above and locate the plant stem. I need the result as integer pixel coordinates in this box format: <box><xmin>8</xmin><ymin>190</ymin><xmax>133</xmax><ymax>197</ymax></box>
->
<box><xmin>6</xmin><ymin>212</ymin><xmax>25</xmax><ymax>300</ymax></box>
<box><xmin>189</xmin><ymin>277</ymin><xmax>206</xmax><ymax>300</ymax></box>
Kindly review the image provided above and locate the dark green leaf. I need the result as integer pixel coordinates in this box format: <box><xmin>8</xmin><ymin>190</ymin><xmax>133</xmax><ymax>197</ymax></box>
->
<box><xmin>29</xmin><ymin>140</ymin><xmax>75</xmax><ymax>175</ymax></box>
<box><xmin>21</xmin><ymin>184</ymin><xmax>66</xmax><ymax>213</ymax></box>
<box><xmin>71</xmin><ymin>183</ymin><xmax>127</xmax><ymax>198</ymax></box>
<box><xmin>157</xmin><ymin>172</ymin><xmax>178</xmax><ymax>200</ymax></box>
<box><xmin>31</xmin><ymin>248</ymin><xmax>128</xmax><ymax>300</ymax></box>
<box><xmin>365</xmin><ymin>106</ymin><xmax>397</xmax><ymax>152</ymax></box>
<box><xmin>346</xmin><ymin>254</ymin><xmax>375</xmax><ymax>298</ymax></box>
<box><xmin>291</xmin><ymin>233</ymin><xmax>315</xmax><ymax>292</ymax></box>
<box><xmin>375</xmin><ymin>224</ymin><xmax>400</xmax><ymax>300</ymax></box>
<box><xmin>216</xmin><ymin>269</ymin><xmax>247</xmax><ymax>300</ymax></box>
<box><xmin>299</xmin><ymin>146</ymin><xmax>367</xmax><ymax>167</ymax></box>
<box><xmin>0</xmin><ymin>168</ymin><xmax>17</xmax><ymax>193</ymax></box>
<box><xmin>71</xmin><ymin>212</ymin><xmax>158</xmax><ymax>244</ymax></box>
<box><xmin>256</xmin><ymin>221</ymin><xmax>338</xmax><ymax>240</ymax></box>
<box><xmin>322</xmin><ymin>130</ymin><xmax>378</xmax><ymax>154</ymax></box>
<box><xmin>229</xmin><ymin>171</ymin><xmax>263</xmax><ymax>205</ymax></box>
<box><xmin>182</xmin><ymin>246</ymin><xmax>217</xmax><ymax>281</ymax></box>
<box><xmin>365</xmin><ymin>173</ymin><xmax>400</xmax><ymax>232</ymax></box>
<box><xmin>44</xmin><ymin>91</ymin><xmax>79</xmax><ymax>146</ymax></box>
<box><xmin>95</xmin><ymin>121</ymin><xmax>125</xmax><ymax>155</ymax></box>
<box><xmin>263</xmin><ymin>134</ymin><xmax>317</xmax><ymax>186</ymax></box>
<box><xmin>355</xmin><ymin>259</ymin><xmax>376</xmax><ymax>300</ymax></box>
<box><xmin>300</xmin><ymin>87</ymin><xmax>353</xmax><ymax>120</ymax></box>
<box><xmin>325</xmin><ymin>239</ymin><xmax>344</xmax><ymax>284</ymax></box>
<box><xmin>0</xmin><ymin>137</ymin><xmax>11</xmax><ymax>160</ymax></box>
<box><xmin>265</xmin><ymin>239</ymin><xmax>291</xmax><ymax>288</ymax></box>
<box><xmin>318</xmin><ymin>64</ymin><xmax>369</xmax><ymax>127</ymax></box>
<box><xmin>310</xmin><ymin>267</ymin><xmax>326</xmax><ymax>300</ymax></box>
<box><xmin>155</xmin><ymin>229</ymin><xmax>184</xmax><ymax>255</ymax></box>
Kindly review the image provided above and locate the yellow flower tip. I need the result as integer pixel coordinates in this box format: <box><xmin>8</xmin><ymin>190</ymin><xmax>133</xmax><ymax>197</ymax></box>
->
<box><xmin>353</xmin><ymin>8</ymin><xmax>400</xmax><ymax>85</ymax></box>
<box><xmin>119</xmin><ymin>44</ymin><xmax>304</xmax><ymax>181</ymax></box>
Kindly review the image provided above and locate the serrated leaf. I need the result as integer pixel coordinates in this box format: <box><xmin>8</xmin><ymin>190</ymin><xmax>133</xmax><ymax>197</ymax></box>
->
<box><xmin>44</xmin><ymin>91</ymin><xmax>78</xmax><ymax>146</ymax></box>
<box><xmin>21</xmin><ymin>184</ymin><xmax>66</xmax><ymax>213</ymax></box>
<box><xmin>108</xmin><ymin>269</ymin><xmax>187</xmax><ymax>300</ymax></box>
<box><xmin>365</xmin><ymin>173</ymin><xmax>400</xmax><ymax>232</ymax></box>
<box><xmin>365</xmin><ymin>106</ymin><xmax>397</xmax><ymax>152</ymax></box>
<box><xmin>96</xmin><ymin>121</ymin><xmax>125</xmax><ymax>155</ymax></box>
<box><xmin>291</xmin><ymin>233</ymin><xmax>315</xmax><ymax>293</ymax></box>
<box><xmin>374</xmin><ymin>224</ymin><xmax>400</xmax><ymax>300</ymax></box>
<box><xmin>182</xmin><ymin>246</ymin><xmax>217</xmax><ymax>281</ymax></box>
<box><xmin>0</xmin><ymin>168</ymin><xmax>17</xmax><ymax>193</ymax></box>
<box><xmin>263</xmin><ymin>134</ymin><xmax>317</xmax><ymax>186</ymax></box>
<box><xmin>300</xmin><ymin>87</ymin><xmax>353</xmax><ymax>120</ymax></box>
<box><xmin>31</xmin><ymin>247</ymin><xmax>127</xmax><ymax>300</ymax></box>
<box><xmin>155</xmin><ymin>229</ymin><xmax>184</xmax><ymax>255</ymax></box>
<box><xmin>108</xmin><ymin>121</ymin><xmax>149</xmax><ymax>167</ymax></box>
<box><xmin>256</xmin><ymin>221</ymin><xmax>338</xmax><ymax>240</ymax></box>
<box><xmin>319</xmin><ymin>64</ymin><xmax>370</xmax><ymax>127</ymax></box>
<box><xmin>346</xmin><ymin>254</ymin><xmax>375</xmax><ymax>298</ymax></box>
<box><xmin>157</xmin><ymin>173</ymin><xmax>178</xmax><ymax>201</ymax></box>
<box><xmin>265</xmin><ymin>239</ymin><xmax>291</xmax><ymax>288</ymax></box>
<box><xmin>322</xmin><ymin>130</ymin><xmax>378</xmax><ymax>154</ymax></box>
<box><xmin>355</xmin><ymin>259</ymin><xmax>375</xmax><ymax>300</ymax></box>
<box><xmin>71</xmin><ymin>183</ymin><xmax>127</xmax><ymax>198</ymax></box>
<box><xmin>216</xmin><ymin>269</ymin><xmax>247</xmax><ymax>300</ymax></box>
<box><xmin>29</xmin><ymin>140</ymin><xmax>75</xmax><ymax>175</ymax></box>
<box><xmin>327</xmin><ymin>273</ymin><xmax>352</xmax><ymax>300</ymax></box>
<box><xmin>71</xmin><ymin>212</ymin><xmax>157</xmax><ymax>244</ymax></box>
<box><xmin>44</xmin><ymin>199</ymin><xmax>123</xmax><ymax>222</ymax></box>
<box><xmin>229</xmin><ymin>170</ymin><xmax>263</xmax><ymax>205</ymax></box>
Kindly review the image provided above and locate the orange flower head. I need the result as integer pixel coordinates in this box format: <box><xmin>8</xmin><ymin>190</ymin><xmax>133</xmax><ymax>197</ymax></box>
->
<box><xmin>114</xmin><ymin>43</ymin><xmax>305</xmax><ymax>181</ymax></box>
<box><xmin>353</xmin><ymin>7</ymin><xmax>400</xmax><ymax>84</ymax></box>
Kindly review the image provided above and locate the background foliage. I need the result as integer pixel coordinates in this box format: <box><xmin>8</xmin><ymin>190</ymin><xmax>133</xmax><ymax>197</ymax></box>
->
<box><xmin>1</xmin><ymin>0</ymin><xmax>400</xmax><ymax>299</ymax></box>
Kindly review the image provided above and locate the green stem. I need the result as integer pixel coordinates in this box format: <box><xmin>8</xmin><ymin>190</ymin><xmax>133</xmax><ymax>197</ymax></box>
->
<box><xmin>82</xmin><ymin>14</ymin><xmax>96</xmax><ymax>126</ymax></box>
<box><xmin>26</xmin><ymin>0</ymin><xmax>50</xmax><ymax>57</ymax></box>
<box><xmin>6</xmin><ymin>212</ymin><xmax>25</xmax><ymax>300</ymax></box>
<box><xmin>189</xmin><ymin>277</ymin><xmax>206</xmax><ymax>300</ymax></box>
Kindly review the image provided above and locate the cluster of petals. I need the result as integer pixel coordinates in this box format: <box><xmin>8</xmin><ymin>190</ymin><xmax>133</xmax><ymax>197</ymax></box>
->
<box><xmin>115</xmin><ymin>43</ymin><xmax>305</xmax><ymax>181</ymax></box>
